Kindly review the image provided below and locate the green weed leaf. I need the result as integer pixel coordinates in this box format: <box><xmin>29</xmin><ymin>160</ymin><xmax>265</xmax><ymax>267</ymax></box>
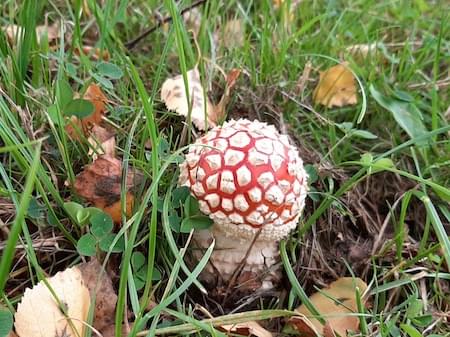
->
<box><xmin>370</xmin><ymin>85</ymin><xmax>427</xmax><ymax>141</ymax></box>
<box><xmin>169</xmin><ymin>213</ymin><xmax>181</xmax><ymax>232</ymax></box>
<box><xmin>0</xmin><ymin>306</ymin><xmax>13</xmax><ymax>337</ymax></box>
<box><xmin>172</xmin><ymin>186</ymin><xmax>190</xmax><ymax>208</ymax></box>
<box><xmin>56</xmin><ymin>78</ymin><xmax>73</xmax><ymax>108</ymax></box>
<box><xmin>400</xmin><ymin>324</ymin><xmax>422</xmax><ymax>337</ymax></box>
<box><xmin>96</xmin><ymin>62</ymin><xmax>124</xmax><ymax>79</ymax></box>
<box><xmin>77</xmin><ymin>233</ymin><xmax>97</xmax><ymax>256</ymax></box>
<box><xmin>180</xmin><ymin>215</ymin><xmax>213</xmax><ymax>233</ymax></box>
<box><xmin>27</xmin><ymin>197</ymin><xmax>45</xmax><ymax>219</ymax></box>
<box><xmin>65</xmin><ymin>99</ymin><xmax>94</xmax><ymax>118</ymax></box>
<box><xmin>131</xmin><ymin>252</ymin><xmax>161</xmax><ymax>290</ymax></box>
<box><xmin>90</xmin><ymin>212</ymin><xmax>113</xmax><ymax>238</ymax></box>
<box><xmin>99</xmin><ymin>233</ymin><xmax>125</xmax><ymax>253</ymax></box>
<box><xmin>184</xmin><ymin>195</ymin><xmax>200</xmax><ymax>217</ymax></box>
<box><xmin>351</xmin><ymin>129</ymin><xmax>378</xmax><ymax>139</ymax></box>
<box><xmin>64</xmin><ymin>201</ymin><xmax>90</xmax><ymax>226</ymax></box>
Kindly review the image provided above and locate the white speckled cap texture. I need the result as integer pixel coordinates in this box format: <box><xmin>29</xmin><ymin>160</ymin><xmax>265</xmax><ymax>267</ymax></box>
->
<box><xmin>179</xmin><ymin>119</ymin><xmax>309</xmax><ymax>241</ymax></box>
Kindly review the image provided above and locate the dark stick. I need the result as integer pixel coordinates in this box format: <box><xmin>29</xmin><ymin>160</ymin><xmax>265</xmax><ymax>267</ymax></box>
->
<box><xmin>124</xmin><ymin>0</ymin><xmax>207</xmax><ymax>50</ymax></box>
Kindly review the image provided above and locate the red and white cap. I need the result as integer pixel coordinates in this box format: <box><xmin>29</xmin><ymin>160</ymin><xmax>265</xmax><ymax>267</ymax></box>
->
<box><xmin>179</xmin><ymin>119</ymin><xmax>308</xmax><ymax>241</ymax></box>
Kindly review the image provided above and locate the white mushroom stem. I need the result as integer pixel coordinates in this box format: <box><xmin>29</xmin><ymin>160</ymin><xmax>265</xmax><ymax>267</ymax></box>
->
<box><xmin>192</xmin><ymin>216</ymin><xmax>299</xmax><ymax>290</ymax></box>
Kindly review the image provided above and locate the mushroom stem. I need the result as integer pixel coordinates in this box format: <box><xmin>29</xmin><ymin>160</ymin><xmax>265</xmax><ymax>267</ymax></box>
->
<box><xmin>193</xmin><ymin>224</ymin><xmax>282</xmax><ymax>290</ymax></box>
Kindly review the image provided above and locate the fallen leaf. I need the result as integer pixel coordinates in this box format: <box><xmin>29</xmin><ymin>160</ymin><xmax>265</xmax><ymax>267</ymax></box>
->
<box><xmin>87</xmin><ymin>125</ymin><xmax>116</xmax><ymax>160</ymax></box>
<box><xmin>220</xmin><ymin>321</ymin><xmax>272</xmax><ymax>337</ymax></box>
<box><xmin>288</xmin><ymin>277</ymin><xmax>368</xmax><ymax>337</ymax></box>
<box><xmin>78</xmin><ymin>259</ymin><xmax>117</xmax><ymax>332</ymax></box>
<box><xmin>65</xmin><ymin>83</ymin><xmax>109</xmax><ymax>139</ymax></box>
<box><xmin>4</xmin><ymin>21</ymin><xmax>60</xmax><ymax>45</ymax></box>
<box><xmin>345</xmin><ymin>43</ymin><xmax>378</xmax><ymax>60</ymax></box>
<box><xmin>35</xmin><ymin>21</ymin><xmax>60</xmax><ymax>44</ymax></box>
<box><xmin>161</xmin><ymin>68</ymin><xmax>214</xmax><ymax>130</ymax></box>
<box><xmin>222</xmin><ymin>19</ymin><xmax>244</xmax><ymax>49</ymax></box>
<box><xmin>212</xmin><ymin>68</ymin><xmax>241</xmax><ymax>125</ymax></box>
<box><xmin>14</xmin><ymin>267</ymin><xmax>90</xmax><ymax>337</ymax></box>
<box><xmin>82</xmin><ymin>83</ymin><xmax>108</xmax><ymax>127</ymax></box>
<box><xmin>73</xmin><ymin>156</ymin><xmax>142</xmax><ymax>223</ymax></box>
<box><xmin>313</xmin><ymin>63</ymin><xmax>358</xmax><ymax>108</ymax></box>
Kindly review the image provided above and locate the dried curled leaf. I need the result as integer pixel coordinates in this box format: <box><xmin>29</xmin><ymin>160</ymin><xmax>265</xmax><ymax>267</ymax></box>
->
<box><xmin>87</xmin><ymin>125</ymin><xmax>116</xmax><ymax>160</ymax></box>
<box><xmin>288</xmin><ymin>277</ymin><xmax>368</xmax><ymax>337</ymax></box>
<box><xmin>14</xmin><ymin>267</ymin><xmax>90</xmax><ymax>337</ymax></box>
<box><xmin>212</xmin><ymin>68</ymin><xmax>241</xmax><ymax>125</ymax></box>
<box><xmin>313</xmin><ymin>63</ymin><xmax>358</xmax><ymax>108</ymax></box>
<box><xmin>78</xmin><ymin>259</ymin><xmax>117</xmax><ymax>332</ymax></box>
<box><xmin>161</xmin><ymin>68</ymin><xmax>214</xmax><ymax>130</ymax></box>
<box><xmin>220</xmin><ymin>321</ymin><xmax>272</xmax><ymax>337</ymax></box>
<box><xmin>74</xmin><ymin>156</ymin><xmax>142</xmax><ymax>223</ymax></box>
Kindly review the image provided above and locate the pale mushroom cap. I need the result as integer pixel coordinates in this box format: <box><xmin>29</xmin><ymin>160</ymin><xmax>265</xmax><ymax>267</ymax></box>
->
<box><xmin>180</xmin><ymin>119</ymin><xmax>308</xmax><ymax>241</ymax></box>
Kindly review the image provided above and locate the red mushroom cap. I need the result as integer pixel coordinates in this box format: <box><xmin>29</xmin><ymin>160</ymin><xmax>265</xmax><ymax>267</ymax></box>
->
<box><xmin>179</xmin><ymin>119</ymin><xmax>308</xmax><ymax>240</ymax></box>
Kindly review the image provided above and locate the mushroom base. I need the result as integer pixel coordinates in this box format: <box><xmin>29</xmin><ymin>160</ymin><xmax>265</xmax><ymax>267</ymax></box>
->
<box><xmin>192</xmin><ymin>224</ymin><xmax>284</xmax><ymax>291</ymax></box>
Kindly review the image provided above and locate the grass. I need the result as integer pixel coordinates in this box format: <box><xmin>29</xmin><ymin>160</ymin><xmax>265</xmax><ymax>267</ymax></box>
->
<box><xmin>0</xmin><ymin>0</ymin><xmax>449</xmax><ymax>336</ymax></box>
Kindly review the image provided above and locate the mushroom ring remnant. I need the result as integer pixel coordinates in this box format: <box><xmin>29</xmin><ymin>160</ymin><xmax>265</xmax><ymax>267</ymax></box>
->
<box><xmin>179</xmin><ymin>119</ymin><xmax>308</xmax><ymax>290</ymax></box>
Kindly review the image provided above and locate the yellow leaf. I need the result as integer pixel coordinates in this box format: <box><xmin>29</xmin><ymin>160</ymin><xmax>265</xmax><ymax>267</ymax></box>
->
<box><xmin>161</xmin><ymin>68</ymin><xmax>214</xmax><ymax>130</ymax></box>
<box><xmin>313</xmin><ymin>63</ymin><xmax>358</xmax><ymax>108</ymax></box>
<box><xmin>289</xmin><ymin>277</ymin><xmax>368</xmax><ymax>337</ymax></box>
<box><xmin>14</xmin><ymin>267</ymin><xmax>90</xmax><ymax>337</ymax></box>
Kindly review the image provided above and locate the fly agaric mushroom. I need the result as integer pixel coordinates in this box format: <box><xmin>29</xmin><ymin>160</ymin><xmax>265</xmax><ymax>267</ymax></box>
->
<box><xmin>179</xmin><ymin>119</ymin><xmax>308</xmax><ymax>290</ymax></box>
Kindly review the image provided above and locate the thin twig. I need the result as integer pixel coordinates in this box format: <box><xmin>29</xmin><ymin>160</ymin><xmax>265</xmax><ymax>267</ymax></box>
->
<box><xmin>125</xmin><ymin>0</ymin><xmax>207</xmax><ymax>50</ymax></box>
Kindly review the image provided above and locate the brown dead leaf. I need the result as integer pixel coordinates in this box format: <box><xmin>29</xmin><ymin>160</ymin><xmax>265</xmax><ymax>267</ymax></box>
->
<box><xmin>7</xmin><ymin>331</ymin><xmax>18</xmax><ymax>337</ymax></box>
<box><xmin>220</xmin><ymin>321</ymin><xmax>272</xmax><ymax>337</ymax></box>
<box><xmin>313</xmin><ymin>63</ymin><xmax>358</xmax><ymax>108</ymax></box>
<box><xmin>288</xmin><ymin>277</ymin><xmax>368</xmax><ymax>337</ymax></box>
<box><xmin>161</xmin><ymin>68</ymin><xmax>214</xmax><ymax>130</ymax></box>
<box><xmin>87</xmin><ymin>125</ymin><xmax>116</xmax><ymax>160</ymax></box>
<box><xmin>65</xmin><ymin>83</ymin><xmax>108</xmax><ymax>139</ymax></box>
<box><xmin>81</xmin><ymin>83</ymin><xmax>108</xmax><ymax>129</ymax></box>
<box><xmin>73</xmin><ymin>156</ymin><xmax>142</xmax><ymax>223</ymax></box>
<box><xmin>212</xmin><ymin>68</ymin><xmax>241</xmax><ymax>125</ymax></box>
<box><xmin>223</xmin><ymin>19</ymin><xmax>244</xmax><ymax>49</ymax></box>
<box><xmin>14</xmin><ymin>267</ymin><xmax>90</xmax><ymax>337</ymax></box>
<box><xmin>78</xmin><ymin>259</ymin><xmax>117</xmax><ymax>332</ymax></box>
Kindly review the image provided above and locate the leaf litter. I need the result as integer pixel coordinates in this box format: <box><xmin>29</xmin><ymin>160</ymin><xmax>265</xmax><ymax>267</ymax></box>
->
<box><xmin>161</xmin><ymin>67</ymin><xmax>241</xmax><ymax>130</ymax></box>
<box><xmin>288</xmin><ymin>278</ymin><xmax>368</xmax><ymax>337</ymax></box>
<box><xmin>14</xmin><ymin>267</ymin><xmax>90</xmax><ymax>337</ymax></box>
<box><xmin>73</xmin><ymin>156</ymin><xmax>142</xmax><ymax>223</ymax></box>
<box><xmin>13</xmin><ymin>259</ymin><xmax>122</xmax><ymax>337</ymax></box>
<box><xmin>313</xmin><ymin>63</ymin><xmax>358</xmax><ymax>108</ymax></box>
